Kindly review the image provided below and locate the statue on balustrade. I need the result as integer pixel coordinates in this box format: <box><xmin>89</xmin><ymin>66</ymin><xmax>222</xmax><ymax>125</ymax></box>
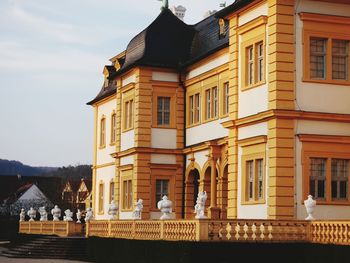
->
<box><xmin>132</xmin><ymin>199</ymin><xmax>143</xmax><ymax>220</ymax></box>
<box><xmin>85</xmin><ymin>208</ymin><xmax>93</xmax><ymax>222</ymax></box>
<box><xmin>64</xmin><ymin>209</ymin><xmax>73</xmax><ymax>221</ymax></box>
<box><xmin>157</xmin><ymin>195</ymin><xmax>173</xmax><ymax>220</ymax></box>
<box><xmin>39</xmin><ymin>206</ymin><xmax>48</xmax><ymax>221</ymax></box>
<box><xmin>76</xmin><ymin>209</ymin><xmax>82</xmax><ymax>223</ymax></box>
<box><xmin>51</xmin><ymin>205</ymin><xmax>61</xmax><ymax>221</ymax></box>
<box><xmin>304</xmin><ymin>195</ymin><xmax>316</xmax><ymax>220</ymax></box>
<box><xmin>108</xmin><ymin>200</ymin><xmax>119</xmax><ymax>220</ymax></box>
<box><xmin>19</xmin><ymin>208</ymin><xmax>25</xmax><ymax>222</ymax></box>
<box><xmin>27</xmin><ymin>207</ymin><xmax>36</xmax><ymax>221</ymax></box>
<box><xmin>194</xmin><ymin>191</ymin><xmax>208</xmax><ymax>219</ymax></box>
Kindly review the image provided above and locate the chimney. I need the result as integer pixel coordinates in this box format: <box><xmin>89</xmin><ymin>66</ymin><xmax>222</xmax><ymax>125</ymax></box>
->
<box><xmin>203</xmin><ymin>10</ymin><xmax>217</xmax><ymax>19</ymax></box>
<box><xmin>171</xmin><ymin>5</ymin><xmax>186</xmax><ymax>21</ymax></box>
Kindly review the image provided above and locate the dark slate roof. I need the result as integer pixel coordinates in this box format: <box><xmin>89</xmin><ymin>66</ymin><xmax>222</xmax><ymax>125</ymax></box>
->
<box><xmin>88</xmin><ymin>1</ymin><xmax>252</xmax><ymax>105</ymax></box>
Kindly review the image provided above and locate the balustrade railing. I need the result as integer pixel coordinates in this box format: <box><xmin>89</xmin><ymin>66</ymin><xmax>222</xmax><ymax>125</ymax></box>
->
<box><xmin>19</xmin><ymin>221</ymin><xmax>84</xmax><ymax>237</ymax></box>
<box><xmin>310</xmin><ymin>221</ymin><xmax>350</xmax><ymax>246</ymax></box>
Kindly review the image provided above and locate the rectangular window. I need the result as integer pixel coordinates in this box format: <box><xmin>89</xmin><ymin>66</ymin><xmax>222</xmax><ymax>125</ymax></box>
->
<box><xmin>245</xmin><ymin>158</ymin><xmax>264</xmax><ymax>202</ymax></box>
<box><xmin>247</xmin><ymin>160</ymin><xmax>254</xmax><ymax>200</ymax></box>
<box><xmin>157</xmin><ymin>97</ymin><xmax>171</xmax><ymax>126</ymax></box>
<box><xmin>309</xmin><ymin>158</ymin><xmax>327</xmax><ymax>199</ymax></box>
<box><xmin>109</xmin><ymin>182</ymin><xmax>115</xmax><ymax>203</ymax></box>
<box><xmin>257</xmin><ymin>42</ymin><xmax>264</xmax><ymax>82</ymax></box>
<box><xmin>100</xmin><ymin>118</ymin><xmax>106</xmax><ymax>147</ymax></box>
<box><xmin>332</xmin><ymin>39</ymin><xmax>348</xmax><ymax>80</ymax></box>
<box><xmin>205</xmin><ymin>89</ymin><xmax>211</xmax><ymax>120</ymax></box>
<box><xmin>155</xmin><ymin>179</ymin><xmax>169</xmax><ymax>204</ymax></box>
<box><xmin>111</xmin><ymin>113</ymin><xmax>117</xmax><ymax>144</ymax></box>
<box><xmin>189</xmin><ymin>93</ymin><xmax>200</xmax><ymax>125</ymax></box>
<box><xmin>223</xmin><ymin>82</ymin><xmax>229</xmax><ymax>116</ymax></box>
<box><xmin>331</xmin><ymin>159</ymin><xmax>348</xmax><ymax>200</ymax></box>
<box><xmin>205</xmin><ymin>87</ymin><xmax>218</xmax><ymax>120</ymax></box>
<box><xmin>257</xmin><ymin>159</ymin><xmax>264</xmax><ymax>200</ymax></box>
<box><xmin>310</xmin><ymin>38</ymin><xmax>327</xmax><ymax>79</ymax></box>
<box><xmin>123</xmin><ymin>179</ymin><xmax>132</xmax><ymax>209</ymax></box>
<box><xmin>124</xmin><ymin>99</ymin><xmax>134</xmax><ymax>130</ymax></box>
<box><xmin>98</xmin><ymin>183</ymin><xmax>104</xmax><ymax>213</ymax></box>
<box><xmin>247</xmin><ymin>46</ymin><xmax>254</xmax><ymax>85</ymax></box>
<box><xmin>213</xmin><ymin>87</ymin><xmax>218</xmax><ymax>118</ymax></box>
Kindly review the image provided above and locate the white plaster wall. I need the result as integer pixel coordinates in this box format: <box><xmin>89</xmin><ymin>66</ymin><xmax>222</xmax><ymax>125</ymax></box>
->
<box><xmin>238</xmin><ymin>122</ymin><xmax>268</xmax><ymax>140</ymax></box>
<box><xmin>151</xmin><ymin>154</ymin><xmax>176</xmax><ymax>164</ymax></box>
<box><xmin>237</xmin><ymin>145</ymin><xmax>269</xmax><ymax>219</ymax></box>
<box><xmin>238</xmin><ymin>2</ymin><xmax>268</xmax><ymax>26</ymax></box>
<box><xmin>186</xmin><ymin>117</ymin><xmax>229</xmax><ymax>146</ymax></box>
<box><xmin>186</xmin><ymin>53</ymin><xmax>229</xmax><ymax>80</ymax></box>
<box><xmin>152</xmin><ymin>72</ymin><xmax>178</xmax><ymax>82</ymax></box>
<box><xmin>97</xmin><ymin>99</ymin><xmax>116</xmax><ymax>166</ymax></box>
<box><xmin>119</xmin><ymin>212</ymin><xmax>133</xmax><ymax>220</ymax></box>
<box><xmin>296</xmin><ymin>120</ymin><xmax>350</xmax><ymax>136</ymax></box>
<box><xmin>95</xmin><ymin>165</ymin><xmax>115</xmax><ymax>220</ymax></box>
<box><xmin>18</xmin><ymin>185</ymin><xmax>48</xmax><ymax>201</ymax></box>
<box><xmin>238</xmin><ymin>85</ymin><xmax>268</xmax><ymax>118</ymax></box>
<box><xmin>151</xmin><ymin>128</ymin><xmax>177</xmax><ymax>149</ymax></box>
<box><xmin>185</xmin><ymin>150</ymin><xmax>209</xmax><ymax>171</ymax></box>
<box><xmin>295</xmin><ymin>138</ymin><xmax>350</xmax><ymax>220</ymax></box>
<box><xmin>295</xmin><ymin>3</ymin><xmax>350</xmax><ymax>115</ymax></box>
<box><xmin>121</xmin><ymin>130</ymin><xmax>135</xmax><ymax>151</ymax></box>
<box><xmin>120</xmin><ymin>155</ymin><xmax>134</xmax><ymax>166</ymax></box>
<box><xmin>121</xmin><ymin>74</ymin><xmax>136</xmax><ymax>87</ymax></box>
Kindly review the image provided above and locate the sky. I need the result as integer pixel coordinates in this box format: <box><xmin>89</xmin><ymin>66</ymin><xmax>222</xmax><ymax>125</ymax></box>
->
<box><xmin>0</xmin><ymin>0</ymin><xmax>235</xmax><ymax>167</ymax></box>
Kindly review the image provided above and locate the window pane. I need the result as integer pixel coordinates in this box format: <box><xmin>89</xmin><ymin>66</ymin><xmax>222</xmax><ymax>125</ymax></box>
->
<box><xmin>156</xmin><ymin>180</ymin><xmax>169</xmax><ymax>204</ymax></box>
<box><xmin>189</xmin><ymin>95</ymin><xmax>194</xmax><ymax>124</ymax></box>
<box><xmin>247</xmin><ymin>160</ymin><xmax>254</xmax><ymax>200</ymax></box>
<box><xmin>331</xmin><ymin>181</ymin><xmax>338</xmax><ymax>199</ymax></box>
<box><xmin>195</xmin><ymin>94</ymin><xmax>200</xmax><ymax>122</ymax></box>
<box><xmin>247</xmin><ymin>46</ymin><xmax>254</xmax><ymax>85</ymax></box>
<box><xmin>224</xmin><ymin>82</ymin><xmax>229</xmax><ymax>115</ymax></box>
<box><xmin>257</xmin><ymin>42</ymin><xmax>264</xmax><ymax>82</ymax></box>
<box><xmin>332</xmin><ymin>159</ymin><xmax>349</xmax><ymax>199</ymax></box>
<box><xmin>317</xmin><ymin>180</ymin><xmax>325</xmax><ymax>199</ymax></box>
<box><xmin>206</xmin><ymin>90</ymin><xmax>211</xmax><ymax>119</ymax></box>
<box><xmin>257</xmin><ymin>159</ymin><xmax>263</xmax><ymax>199</ymax></box>
<box><xmin>213</xmin><ymin>87</ymin><xmax>218</xmax><ymax>118</ymax></box>
<box><xmin>310</xmin><ymin>38</ymin><xmax>327</xmax><ymax>79</ymax></box>
<box><xmin>340</xmin><ymin>181</ymin><xmax>348</xmax><ymax>199</ymax></box>
<box><xmin>310</xmin><ymin>158</ymin><xmax>327</xmax><ymax>199</ymax></box>
<box><xmin>332</xmin><ymin>40</ymin><xmax>348</xmax><ymax>80</ymax></box>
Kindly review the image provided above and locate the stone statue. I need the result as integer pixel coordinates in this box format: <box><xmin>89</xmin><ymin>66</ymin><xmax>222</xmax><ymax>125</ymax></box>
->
<box><xmin>194</xmin><ymin>191</ymin><xmax>208</xmax><ymax>219</ymax></box>
<box><xmin>132</xmin><ymin>199</ymin><xmax>143</xmax><ymax>220</ymax></box>
<box><xmin>27</xmin><ymin>207</ymin><xmax>36</xmax><ymax>221</ymax></box>
<box><xmin>51</xmin><ymin>205</ymin><xmax>61</xmax><ymax>221</ymax></box>
<box><xmin>85</xmin><ymin>208</ymin><xmax>93</xmax><ymax>222</ymax></box>
<box><xmin>304</xmin><ymin>195</ymin><xmax>316</xmax><ymax>220</ymax></box>
<box><xmin>19</xmin><ymin>208</ymin><xmax>25</xmax><ymax>222</ymax></box>
<box><xmin>39</xmin><ymin>206</ymin><xmax>48</xmax><ymax>221</ymax></box>
<box><xmin>76</xmin><ymin>209</ymin><xmax>82</xmax><ymax>223</ymax></box>
<box><xmin>108</xmin><ymin>200</ymin><xmax>119</xmax><ymax>220</ymax></box>
<box><xmin>64</xmin><ymin>209</ymin><xmax>73</xmax><ymax>221</ymax></box>
<box><xmin>157</xmin><ymin>195</ymin><xmax>173</xmax><ymax>220</ymax></box>
<box><xmin>157</xmin><ymin>0</ymin><xmax>169</xmax><ymax>10</ymax></box>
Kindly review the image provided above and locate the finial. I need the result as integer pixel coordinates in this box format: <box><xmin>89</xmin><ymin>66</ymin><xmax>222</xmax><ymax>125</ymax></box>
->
<box><xmin>157</xmin><ymin>0</ymin><xmax>169</xmax><ymax>10</ymax></box>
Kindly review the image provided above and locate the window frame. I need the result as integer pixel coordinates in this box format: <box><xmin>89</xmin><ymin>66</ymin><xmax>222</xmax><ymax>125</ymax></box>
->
<box><xmin>110</xmin><ymin>111</ymin><xmax>117</xmax><ymax>145</ymax></box>
<box><xmin>109</xmin><ymin>180</ymin><xmax>115</xmax><ymax>203</ymax></box>
<box><xmin>203</xmin><ymin>86</ymin><xmax>218</xmax><ymax>121</ymax></box>
<box><xmin>222</xmin><ymin>82</ymin><xmax>229</xmax><ymax>117</ymax></box>
<box><xmin>98</xmin><ymin>182</ymin><xmax>104</xmax><ymax>214</ymax></box>
<box><xmin>156</xmin><ymin>96</ymin><xmax>171</xmax><ymax>126</ymax></box>
<box><xmin>99</xmin><ymin>116</ymin><xmax>106</xmax><ymax>149</ymax></box>
<box><xmin>152</xmin><ymin>87</ymin><xmax>176</xmax><ymax>129</ymax></box>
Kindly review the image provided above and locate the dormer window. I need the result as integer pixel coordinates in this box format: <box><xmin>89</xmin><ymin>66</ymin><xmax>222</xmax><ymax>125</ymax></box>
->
<box><xmin>104</xmin><ymin>77</ymin><xmax>109</xmax><ymax>88</ymax></box>
<box><xmin>219</xmin><ymin>18</ymin><xmax>226</xmax><ymax>39</ymax></box>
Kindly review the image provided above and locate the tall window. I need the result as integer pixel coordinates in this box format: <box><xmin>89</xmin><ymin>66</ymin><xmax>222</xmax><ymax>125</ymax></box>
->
<box><xmin>123</xmin><ymin>179</ymin><xmax>132</xmax><ymax>209</ymax></box>
<box><xmin>310</xmin><ymin>38</ymin><xmax>327</xmax><ymax>79</ymax></box>
<box><xmin>245</xmin><ymin>158</ymin><xmax>264</xmax><ymax>202</ymax></box>
<box><xmin>156</xmin><ymin>180</ymin><xmax>169</xmax><ymax>204</ymax></box>
<box><xmin>189</xmin><ymin>93</ymin><xmax>200</xmax><ymax>125</ymax></box>
<box><xmin>332</xmin><ymin>39</ymin><xmax>348</xmax><ymax>80</ymax></box>
<box><xmin>109</xmin><ymin>181</ymin><xmax>115</xmax><ymax>203</ymax></box>
<box><xmin>223</xmin><ymin>82</ymin><xmax>229</xmax><ymax>116</ymax></box>
<box><xmin>157</xmin><ymin>97</ymin><xmax>170</xmax><ymax>126</ymax></box>
<box><xmin>124</xmin><ymin>99</ymin><xmax>134</xmax><ymax>130</ymax></box>
<box><xmin>309</xmin><ymin>158</ymin><xmax>327</xmax><ymax>199</ymax></box>
<box><xmin>98</xmin><ymin>183</ymin><xmax>104</xmax><ymax>213</ymax></box>
<box><xmin>100</xmin><ymin>117</ymin><xmax>106</xmax><ymax>147</ymax></box>
<box><xmin>205</xmin><ymin>87</ymin><xmax>218</xmax><ymax>120</ymax></box>
<box><xmin>331</xmin><ymin>159</ymin><xmax>348</xmax><ymax>200</ymax></box>
<box><xmin>245</xmin><ymin>41</ymin><xmax>264</xmax><ymax>87</ymax></box>
<box><xmin>110</xmin><ymin>113</ymin><xmax>117</xmax><ymax>144</ymax></box>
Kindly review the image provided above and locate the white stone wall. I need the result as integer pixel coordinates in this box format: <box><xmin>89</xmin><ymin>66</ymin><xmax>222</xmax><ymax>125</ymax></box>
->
<box><xmin>238</xmin><ymin>2</ymin><xmax>268</xmax><ymax>26</ymax></box>
<box><xmin>151</xmin><ymin>128</ymin><xmax>177</xmax><ymax>149</ymax></box>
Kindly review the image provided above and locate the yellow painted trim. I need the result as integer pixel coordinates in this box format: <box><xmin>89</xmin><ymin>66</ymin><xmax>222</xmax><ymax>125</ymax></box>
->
<box><xmin>238</xmin><ymin>135</ymin><xmax>267</xmax><ymax>147</ymax></box>
<box><xmin>119</xmin><ymin>164</ymin><xmax>134</xmax><ymax>171</ymax></box>
<box><xmin>237</xmin><ymin>15</ymin><xmax>268</xmax><ymax>35</ymax></box>
<box><xmin>93</xmin><ymin>162</ymin><xmax>115</xmax><ymax>169</ymax></box>
<box><xmin>92</xmin><ymin>94</ymin><xmax>116</xmax><ymax>107</ymax></box>
<box><xmin>298</xmin><ymin>134</ymin><xmax>350</xmax><ymax>144</ymax></box>
<box><xmin>99</xmin><ymin>115</ymin><xmax>106</xmax><ymax>149</ymax></box>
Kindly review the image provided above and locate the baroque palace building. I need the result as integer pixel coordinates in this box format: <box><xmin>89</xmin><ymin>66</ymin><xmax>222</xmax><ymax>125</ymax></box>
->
<box><xmin>87</xmin><ymin>0</ymin><xmax>350</xmax><ymax>221</ymax></box>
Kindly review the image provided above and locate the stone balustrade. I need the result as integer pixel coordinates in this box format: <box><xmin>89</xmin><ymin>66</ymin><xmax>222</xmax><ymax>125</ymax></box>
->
<box><xmin>310</xmin><ymin>221</ymin><xmax>350</xmax><ymax>246</ymax></box>
<box><xmin>19</xmin><ymin>221</ymin><xmax>84</xmax><ymax>237</ymax></box>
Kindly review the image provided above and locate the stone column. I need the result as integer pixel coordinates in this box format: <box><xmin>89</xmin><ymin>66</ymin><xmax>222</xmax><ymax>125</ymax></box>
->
<box><xmin>208</xmin><ymin>156</ymin><xmax>220</xmax><ymax>219</ymax></box>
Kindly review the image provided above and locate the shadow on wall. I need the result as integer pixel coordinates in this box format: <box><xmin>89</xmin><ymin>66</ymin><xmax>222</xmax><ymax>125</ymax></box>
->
<box><xmin>88</xmin><ymin>237</ymin><xmax>350</xmax><ymax>263</ymax></box>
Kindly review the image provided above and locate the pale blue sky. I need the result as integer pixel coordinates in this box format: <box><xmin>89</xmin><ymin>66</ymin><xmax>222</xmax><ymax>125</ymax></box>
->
<box><xmin>0</xmin><ymin>0</ymin><xmax>234</xmax><ymax>167</ymax></box>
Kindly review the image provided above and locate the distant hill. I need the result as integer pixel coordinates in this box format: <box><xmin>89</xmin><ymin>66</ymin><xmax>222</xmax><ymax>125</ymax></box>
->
<box><xmin>0</xmin><ymin>159</ymin><xmax>58</xmax><ymax>176</ymax></box>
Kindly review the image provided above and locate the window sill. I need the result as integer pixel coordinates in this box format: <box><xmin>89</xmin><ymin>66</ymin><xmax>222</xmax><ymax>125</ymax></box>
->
<box><xmin>120</xmin><ymin>208</ymin><xmax>133</xmax><ymax>212</ymax></box>
<box><xmin>99</xmin><ymin>145</ymin><xmax>106</xmax><ymax>150</ymax></box>
<box><xmin>302</xmin><ymin>78</ymin><xmax>350</xmax><ymax>86</ymax></box>
<box><xmin>186</xmin><ymin>122</ymin><xmax>201</xmax><ymax>129</ymax></box>
<box><xmin>109</xmin><ymin>142</ymin><xmax>116</xmax><ymax>146</ymax></box>
<box><xmin>122</xmin><ymin>127</ymin><xmax>134</xmax><ymax>133</ymax></box>
<box><xmin>202</xmin><ymin>116</ymin><xmax>219</xmax><ymax>124</ymax></box>
<box><xmin>220</xmin><ymin>113</ymin><xmax>229</xmax><ymax>119</ymax></box>
<box><xmin>152</xmin><ymin>125</ymin><xmax>176</xmax><ymax>129</ymax></box>
<box><xmin>241</xmin><ymin>80</ymin><xmax>266</xmax><ymax>91</ymax></box>
<box><xmin>241</xmin><ymin>200</ymin><xmax>266</xmax><ymax>205</ymax></box>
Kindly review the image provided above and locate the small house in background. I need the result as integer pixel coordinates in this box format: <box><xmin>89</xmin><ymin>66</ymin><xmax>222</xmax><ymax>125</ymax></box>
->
<box><xmin>61</xmin><ymin>178</ymin><xmax>92</xmax><ymax>212</ymax></box>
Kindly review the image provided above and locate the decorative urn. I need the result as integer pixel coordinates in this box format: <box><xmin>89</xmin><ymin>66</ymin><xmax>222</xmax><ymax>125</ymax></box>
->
<box><xmin>64</xmin><ymin>209</ymin><xmax>73</xmax><ymax>221</ymax></box>
<box><xmin>51</xmin><ymin>205</ymin><xmax>61</xmax><ymax>221</ymax></box>
<box><xmin>304</xmin><ymin>195</ymin><xmax>316</xmax><ymax>220</ymax></box>
<box><xmin>108</xmin><ymin>200</ymin><xmax>119</xmax><ymax>220</ymax></box>
<box><xmin>76</xmin><ymin>209</ymin><xmax>82</xmax><ymax>223</ymax></box>
<box><xmin>27</xmin><ymin>207</ymin><xmax>36</xmax><ymax>221</ymax></box>
<box><xmin>157</xmin><ymin>195</ymin><xmax>173</xmax><ymax>220</ymax></box>
<box><xmin>19</xmin><ymin>208</ymin><xmax>26</xmax><ymax>222</ymax></box>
